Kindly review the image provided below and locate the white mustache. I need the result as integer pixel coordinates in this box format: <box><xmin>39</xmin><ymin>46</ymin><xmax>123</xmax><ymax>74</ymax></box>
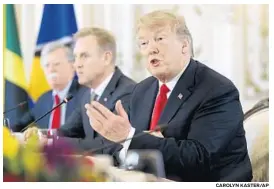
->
<box><xmin>47</xmin><ymin>73</ymin><xmax>58</xmax><ymax>79</ymax></box>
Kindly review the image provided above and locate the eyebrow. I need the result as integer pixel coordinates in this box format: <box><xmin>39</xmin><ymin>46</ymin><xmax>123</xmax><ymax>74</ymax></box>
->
<box><xmin>42</xmin><ymin>61</ymin><xmax>60</xmax><ymax>66</ymax></box>
<box><xmin>74</xmin><ymin>52</ymin><xmax>88</xmax><ymax>57</ymax></box>
<box><xmin>137</xmin><ymin>36</ymin><xmax>145</xmax><ymax>40</ymax></box>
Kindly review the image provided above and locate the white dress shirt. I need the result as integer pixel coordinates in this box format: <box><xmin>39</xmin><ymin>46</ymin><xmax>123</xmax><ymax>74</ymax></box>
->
<box><xmin>48</xmin><ymin>80</ymin><xmax>73</xmax><ymax>129</ymax></box>
<box><xmin>119</xmin><ymin>60</ymin><xmax>190</xmax><ymax>162</ymax></box>
<box><xmin>90</xmin><ymin>72</ymin><xmax>114</xmax><ymax>100</ymax></box>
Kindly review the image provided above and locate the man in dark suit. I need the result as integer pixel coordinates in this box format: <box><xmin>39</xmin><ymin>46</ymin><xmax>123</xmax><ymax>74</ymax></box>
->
<box><xmin>12</xmin><ymin>41</ymin><xmax>87</xmax><ymax>132</ymax></box>
<box><xmin>56</xmin><ymin>67</ymin><xmax>135</xmax><ymax>153</ymax></box>
<box><xmin>85</xmin><ymin>10</ymin><xmax>252</xmax><ymax>181</ymax></box>
<box><xmin>40</xmin><ymin>27</ymin><xmax>136</xmax><ymax>153</ymax></box>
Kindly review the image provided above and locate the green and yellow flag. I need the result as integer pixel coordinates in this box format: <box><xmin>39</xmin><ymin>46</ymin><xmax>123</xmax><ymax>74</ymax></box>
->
<box><xmin>4</xmin><ymin>4</ymin><xmax>29</xmax><ymax>125</ymax></box>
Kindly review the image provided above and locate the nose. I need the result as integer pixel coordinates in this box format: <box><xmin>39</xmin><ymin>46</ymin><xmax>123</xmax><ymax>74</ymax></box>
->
<box><xmin>74</xmin><ymin>58</ymin><xmax>83</xmax><ymax>69</ymax></box>
<box><xmin>147</xmin><ymin>41</ymin><xmax>159</xmax><ymax>55</ymax></box>
<box><xmin>48</xmin><ymin>64</ymin><xmax>56</xmax><ymax>72</ymax></box>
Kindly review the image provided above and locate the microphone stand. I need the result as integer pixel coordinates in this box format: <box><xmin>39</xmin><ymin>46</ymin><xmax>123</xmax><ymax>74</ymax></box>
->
<box><xmin>21</xmin><ymin>94</ymin><xmax>73</xmax><ymax>132</ymax></box>
<box><xmin>21</xmin><ymin>101</ymin><xmax>66</xmax><ymax>132</ymax></box>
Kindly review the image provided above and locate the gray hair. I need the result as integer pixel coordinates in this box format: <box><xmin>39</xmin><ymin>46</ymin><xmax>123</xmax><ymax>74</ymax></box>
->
<box><xmin>41</xmin><ymin>41</ymin><xmax>74</xmax><ymax>66</ymax></box>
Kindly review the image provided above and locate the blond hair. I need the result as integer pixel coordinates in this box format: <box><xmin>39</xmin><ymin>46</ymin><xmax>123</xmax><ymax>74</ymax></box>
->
<box><xmin>137</xmin><ymin>10</ymin><xmax>194</xmax><ymax>56</ymax></box>
<box><xmin>74</xmin><ymin>27</ymin><xmax>117</xmax><ymax>62</ymax></box>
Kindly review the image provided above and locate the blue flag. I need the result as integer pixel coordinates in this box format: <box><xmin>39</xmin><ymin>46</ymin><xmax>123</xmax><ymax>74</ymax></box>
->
<box><xmin>37</xmin><ymin>4</ymin><xmax>78</xmax><ymax>46</ymax></box>
<box><xmin>28</xmin><ymin>4</ymin><xmax>78</xmax><ymax>106</ymax></box>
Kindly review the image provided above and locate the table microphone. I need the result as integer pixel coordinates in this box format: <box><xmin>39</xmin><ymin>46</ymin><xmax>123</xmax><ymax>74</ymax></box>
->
<box><xmin>3</xmin><ymin>101</ymin><xmax>27</xmax><ymax>115</ymax></box>
<box><xmin>20</xmin><ymin>94</ymin><xmax>74</xmax><ymax>132</ymax></box>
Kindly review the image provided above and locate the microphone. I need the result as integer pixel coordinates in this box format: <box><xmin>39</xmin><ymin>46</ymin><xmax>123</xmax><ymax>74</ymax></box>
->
<box><xmin>82</xmin><ymin>122</ymin><xmax>172</xmax><ymax>156</ymax></box>
<box><xmin>3</xmin><ymin>101</ymin><xmax>27</xmax><ymax>114</ymax></box>
<box><xmin>20</xmin><ymin>94</ymin><xmax>74</xmax><ymax>132</ymax></box>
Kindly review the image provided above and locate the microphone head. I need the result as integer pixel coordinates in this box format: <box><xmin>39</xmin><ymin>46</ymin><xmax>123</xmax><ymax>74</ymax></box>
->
<box><xmin>19</xmin><ymin>101</ymin><xmax>27</xmax><ymax>106</ymax></box>
<box><xmin>64</xmin><ymin>94</ymin><xmax>73</xmax><ymax>103</ymax></box>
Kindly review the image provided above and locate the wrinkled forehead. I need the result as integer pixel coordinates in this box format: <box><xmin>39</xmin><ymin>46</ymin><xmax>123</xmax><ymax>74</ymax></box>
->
<box><xmin>136</xmin><ymin>25</ymin><xmax>173</xmax><ymax>40</ymax></box>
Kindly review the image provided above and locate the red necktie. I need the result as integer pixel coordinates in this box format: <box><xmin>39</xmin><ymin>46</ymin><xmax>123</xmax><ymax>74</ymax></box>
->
<box><xmin>51</xmin><ymin>94</ymin><xmax>61</xmax><ymax>129</ymax></box>
<box><xmin>150</xmin><ymin>84</ymin><xmax>170</xmax><ymax>130</ymax></box>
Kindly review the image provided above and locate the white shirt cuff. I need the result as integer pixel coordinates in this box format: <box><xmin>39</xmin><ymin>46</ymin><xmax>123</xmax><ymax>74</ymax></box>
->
<box><xmin>119</xmin><ymin>126</ymin><xmax>135</xmax><ymax>162</ymax></box>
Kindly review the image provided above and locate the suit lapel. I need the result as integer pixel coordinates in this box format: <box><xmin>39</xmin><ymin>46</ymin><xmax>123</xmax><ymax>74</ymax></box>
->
<box><xmin>98</xmin><ymin>67</ymin><xmax>122</xmax><ymax>109</ymax></box>
<box><xmin>83</xmin><ymin>91</ymin><xmax>95</xmax><ymax>138</ymax></box>
<box><xmin>136</xmin><ymin>79</ymin><xmax>158</xmax><ymax>131</ymax></box>
<box><xmin>158</xmin><ymin>59</ymin><xmax>197</xmax><ymax>124</ymax></box>
<box><xmin>87</xmin><ymin>67</ymin><xmax>123</xmax><ymax>138</ymax></box>
<box><xmin>41</xmin><ymin>92</ymin><xmax>53</xmax><ymax>129</ymax></box>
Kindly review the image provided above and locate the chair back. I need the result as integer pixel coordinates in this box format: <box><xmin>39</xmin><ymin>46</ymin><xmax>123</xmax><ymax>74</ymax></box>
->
<box><xmin>244</xmin><ymin>98</ymin><xmax>269</xmax><ymax>182</ymax></box>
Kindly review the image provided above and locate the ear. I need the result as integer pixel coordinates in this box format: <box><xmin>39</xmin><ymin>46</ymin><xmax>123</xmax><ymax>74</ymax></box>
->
<box><xmin>103</xmin><ymin>51</ymin><xmax>113</xmax><ymax>65</ymax></box>
<box><xmin>182</xmin><ymin>39</ymin><xmax>189</xmax><ymax>54</ymax></box>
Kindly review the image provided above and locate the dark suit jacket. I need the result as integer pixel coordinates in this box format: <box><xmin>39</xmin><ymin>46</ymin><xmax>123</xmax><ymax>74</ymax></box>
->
<box><xmin>56</xmin><ymin>67</ymin><xmax>136</xmax><ymax>155</ymax></box>
<box><xmin>126</xmin><ymin>59</ymin><xmax>252</xmax><ymax>182</ymax></box>
<box><xmin>11</xmin><ymin>79</ymin><xmax>88</xmax><ymax>132</ymax></box>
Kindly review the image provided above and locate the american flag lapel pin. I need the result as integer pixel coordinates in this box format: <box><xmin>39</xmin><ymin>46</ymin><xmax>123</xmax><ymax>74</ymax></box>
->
<box><xmin>178</xmin><ymin>93</ymin><xmax>183</xmax><ymax>100</ymax></box>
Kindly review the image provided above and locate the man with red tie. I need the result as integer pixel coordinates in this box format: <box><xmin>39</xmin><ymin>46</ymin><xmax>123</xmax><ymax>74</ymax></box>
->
<box><xmin>12</xmin><ymin>41</ymin><xmax>87</xmax><ymax>132</ymax></box>
<box><xmin>85</xmin><ymin>10</ymin><xmax>252</xmax><ymax>181</ymax></box>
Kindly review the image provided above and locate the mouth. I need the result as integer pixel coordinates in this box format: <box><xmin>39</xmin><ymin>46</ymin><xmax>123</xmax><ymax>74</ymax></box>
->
<box><xmin>150</xmin><ymin>58</ymin><xmax>161</xmax><ymax>67</ymax></box>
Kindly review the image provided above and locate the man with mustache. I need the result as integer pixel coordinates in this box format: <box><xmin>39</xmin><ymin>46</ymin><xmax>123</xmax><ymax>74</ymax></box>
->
<box><xmin>12</xmin><ymin>41</ymin><xmax>88</xmax><ymax>132</ymax></box>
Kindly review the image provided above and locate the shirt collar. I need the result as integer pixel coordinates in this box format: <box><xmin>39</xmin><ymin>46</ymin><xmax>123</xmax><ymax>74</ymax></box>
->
<box><xmin>158</xmin><ymin>60</ymin><xmax>190</xmax><ymax>92</ymax></box>
<box><xmin>90</xmin><ymin>72</ymin><xmax>114</xmax><ymax>98</ymax></box>
<box><xmin>52</xmin><ymin>80</ymin><xmax>73</xmax><ymax>100</ymax></box>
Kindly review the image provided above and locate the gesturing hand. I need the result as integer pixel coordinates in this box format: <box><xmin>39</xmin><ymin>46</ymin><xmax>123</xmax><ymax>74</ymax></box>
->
<box><xmin>85</xmin><ymin>100</ymin><xmax>131</xmax><ymax>143</ymax></box>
